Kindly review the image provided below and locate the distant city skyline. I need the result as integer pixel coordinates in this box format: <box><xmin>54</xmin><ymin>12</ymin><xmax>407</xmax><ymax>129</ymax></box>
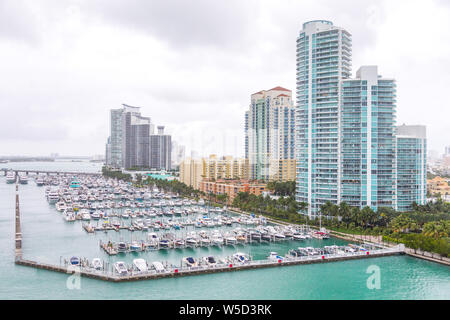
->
<box><xmin>1</xmin><ymin>1</ymin><xmax>449</xmax><ymax>157</ymax></box>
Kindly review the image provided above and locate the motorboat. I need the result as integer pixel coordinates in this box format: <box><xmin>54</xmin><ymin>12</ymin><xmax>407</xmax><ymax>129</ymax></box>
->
<box><xmin>47</xmin><ymin>189</ymin><xmax>60</xmax><ymax>204</ymax></box>
<box><xmin>35</xmin><ymin>177</ymin><xmax>44</xmax><ymax>186</ymax></box>
<box><xmin>225</xmin><ymin>236</ymin><xmax>237</xmax><ymax>245</ymax></box>
<box><xmin>174</xmin><ymin>239</ymin><xmax>185</xmax><ymax>247</ymax></box>
<box><xmin>268</xmin><ymin>252</ymin><xmax>284</xmax><ymax>262</ymax></box>
<box><xmin>151</xmin><ymin>261</ymin><xmax>165</xmax><ymax>273</ymax></box>
<box><xmin>19</xmin><ymin>175</ymin><xmax>28</xmax><ymax>184</ymax></box>
<box><xmin>183</xmin><ymin>257</ymin><xmax>198</xmax><ymax>268</ymax></box>
<box><xmin>202</xmin><ymin>256</ymin><xmax>217</xmax><ymax>266</ymax></box>
<box><xmin>69</xmin><ymin>256</ymin><xmax>80</xmax><ymax>266</ymax></box>
<box><xmin>233</xmin><ymin>252</ymin><xmax>250</xmax><ymax>264</ymax></box>
<box><xmin>159</xmin><ymin>239</ymin><xmax>171</xmax><ymax>249</ymax></box>
<box><xmin>6</xmin><ymin>171</ymin><xmax>16</xmax><ymax>184</ymax></box>
<box><xmin>117</xmin><ymin>242</ymin><xmax>127</xmax><ymax>252</ymax></box>
<box><xmin>64</xmin><ymin>211</ymin><xmax>76</xmax><ymax>222</ymax></box>
<box><xmin>91</xmin><ymin>258</ymin><xmax>102</xmax><ymax>270</ymax></box>
<box><xmin>185</xmin><ymin>237</ymin><xmax>198</xmax><ymax>247</ymax></box>
<box><xmin>133</xmin><ymin>258</ymin><xmax>148</xmax><ymax>273</ymax></box>
<box><xmin>55</xmin><ymin>201</ymin><xmax>67</xmax><ymax>212</ymax></box>
<box><xmin>129</xmin><ymin>241</ymin><xmax>141</xmax><ymax>252</ymax></box>
<box><xmin>114</xmin><ymin>261</ymin><xmax>128</xmax><ymax>276</ymax></box>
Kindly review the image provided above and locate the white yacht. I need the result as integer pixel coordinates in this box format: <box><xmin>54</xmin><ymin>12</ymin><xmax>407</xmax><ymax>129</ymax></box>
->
<box><xmin>91</xmin><ymin>258</ymin><xmax>102</xmax><ymax>270</ymax></box>
<box><xmin>114</xmin><ymin>261</ymin><xmax>128</xmax><ymax>276</ymax></box>
<box><xmin>35</xmin><ymin>177</ymin><xmax>44</xmax><ymax>186</ymax></box>
<box><xmin>233</xmin><ymin>252</ymin><xmax>250</xmax><ymax>264</ymax></box>
<box><xmin>133</xmin><ymin>259</ymin><xmax>148</xmax><ymax>273</ymax></box>
<box><xmin>268</xmin><ymin>252</ymin><xmax>284</xmax><ymax>262</ymax></box>
<box><xmin>18</xmin><ymin>174</ymin><xmax>28</xmax><ymax>184</ymax></box>
<box><xmin>55</xmin><ymin>201</ymin><xmax>67</xmax><ymax>212</ymax></box>
<box><xmin>183</xmin><ymin>257</ymin><xmax>198</xmax><ymax>268</ymax></box>
<box><xmin>64</xmin><ymin>211</ymin><xmax>76</xmax><ymax>222</ymax></box>
<box><xmin>6</xmin><ymin>171</ymin><xmax>16</xmax><ymax>184</ymax></box>
<box><xmin>151</xmin><ymin>261</ymin><xmax>165</xmax><ymax>273</ymax></box>
<box><xmin>47</xmin><ymin>189</ymin><xmax>60</xmax><ymax>204</ymax></box>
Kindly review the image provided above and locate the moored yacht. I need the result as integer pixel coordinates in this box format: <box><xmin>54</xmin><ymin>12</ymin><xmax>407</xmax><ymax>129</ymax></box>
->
<box><xmin>133</xmin><ymin>258</ymin><xmax>148</xmax><ymax>272</ymax></box>
<box><xmin>114</xmin><ymin>261</ymin><xmax>128</xmax><ymax>276</ymax></box>
<box><xmin>6</xmin><ymin>171</ymin><xmax>16</xmax><ymax>184</ymax></box>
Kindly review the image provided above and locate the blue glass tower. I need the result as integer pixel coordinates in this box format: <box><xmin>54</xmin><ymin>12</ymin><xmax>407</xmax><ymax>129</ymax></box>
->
<box><xmin>396</xmin><ymin>125</ymin><xmax>427</xmax><ymax>211</ymax></box>
<box><xmin>341</xmin><ymin>66</ymin><xmax>397</xmax><ymax>211</ymax></box>
<box><xmin>295</xmin><ymin>20</ymin><xmax>352</xmax><ymax>216</ymax></box>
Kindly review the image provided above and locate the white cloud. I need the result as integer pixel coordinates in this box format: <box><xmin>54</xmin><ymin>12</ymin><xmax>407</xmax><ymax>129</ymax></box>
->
<box><xmin>0</xmin><ymin>0</ymin><xmax>448</xmax><ymax>157</ymax></box>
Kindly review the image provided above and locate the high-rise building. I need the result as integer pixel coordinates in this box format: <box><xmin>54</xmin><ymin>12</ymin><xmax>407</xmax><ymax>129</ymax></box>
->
<box><xmin>108</xmin><ymin>107</ymin><xmax>125</xmax><ymax>167</ymax></box>
<box><xmin>341</xmin><ymin>66</ymin><xmax>397</xmax><ymax>211</ymax></box>
<box><xmin>396</xmin><ymin>125</ymin><xmax>427</xmax><ymax>211</ymax></box>
<box><xmin>295</xmin><ymin>20</ymin><xmax>425</xmax><ymax>216</ymax></box>
<box><xmin>121</xmin><ymin>104</ymin><xmax>153</xmax><ymax>169</ymax></box>
<box><xmin>106</xmin><ymin>104</ymin><xmax>154</xmax><ymax>169</ymax></box>
<box><xmin>295</xmin><ymin>20</ymin><xmax>352</xmax><ymax>215</ymax></box>
<box><xmin>245</xmin><ymin>86</ymin><xmax>296</xmax><ymax>181</ymax></box>
<box><xmin>150</xmin><ymin>126</ymin><xmax>172</xmax><ymax>170</ymax></box>
<box><xmin>179</xmin><ymin>157</ymin><xmax>204</xmax><ymax>189</ymax></box>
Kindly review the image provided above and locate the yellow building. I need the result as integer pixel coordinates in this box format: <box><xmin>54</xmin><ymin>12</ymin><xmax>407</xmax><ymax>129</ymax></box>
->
<box><xmin>427</xmin><ymin>176</ymin><xmax>450</xmax><ymax>197</ymax></box>
<box><xmin>203</xmin><ymin>155</ymin><xmax>248</xmax><ymax>180</ymax></box>
<box><xmin>179</xmin><ymin>155</ymin><xmax>249</xmax><ymax>189</ymax></box>
<box><xmin>179</xmin><ymin>158</ymin><xmax>203</xmax><ymax>189</ymax></box>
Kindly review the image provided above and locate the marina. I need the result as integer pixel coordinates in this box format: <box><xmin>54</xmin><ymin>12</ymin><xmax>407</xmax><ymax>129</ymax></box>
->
<box><xmin>11</xmin><ymin>170</ymin><xmax>405</xmax><ymax>282</ymax></box>
<box><xmin>1</xmin><ymin>162</ymin><xmax>449</xmax><ymax>299</ymax></box>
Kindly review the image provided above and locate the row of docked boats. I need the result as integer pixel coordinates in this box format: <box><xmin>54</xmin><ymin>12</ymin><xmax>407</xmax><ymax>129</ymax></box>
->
<box><xmin>100</xmin><ymin>225</ymin><xmax>314</xmax><ymax>254</ymax></box>
<box><xmin>70</xmin><ymin>243</ymin><xmax>373</xmax><ymax>277</ymax></box>
<box><xmin>4</xmin><ymin>171</ymin><xmax>29</xmax><ymax>184</ymax></box>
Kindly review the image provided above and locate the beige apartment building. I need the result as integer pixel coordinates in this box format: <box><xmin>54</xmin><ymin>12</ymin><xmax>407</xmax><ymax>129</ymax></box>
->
<box><xmin>179</xmin><ymin>155</ymin><xmax>249</xmax><ymax>189</ymax></box>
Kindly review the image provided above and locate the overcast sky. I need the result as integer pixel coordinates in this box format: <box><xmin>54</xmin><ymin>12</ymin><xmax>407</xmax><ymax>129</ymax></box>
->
<box><xmin>0</xmin><ymin>0</ymin><xmax>449</xmax><ymax>158</ymax></box>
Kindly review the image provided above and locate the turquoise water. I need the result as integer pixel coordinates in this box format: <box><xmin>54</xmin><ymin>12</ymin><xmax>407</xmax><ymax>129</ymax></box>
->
<box><xmin>0</xmin><ymin>161</ymin><xmax>449</xmax><ymax>299</ymax></box>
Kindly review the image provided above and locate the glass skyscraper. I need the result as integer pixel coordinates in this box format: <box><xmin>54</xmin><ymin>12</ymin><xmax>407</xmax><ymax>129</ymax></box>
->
<box><xmin>296</xmin><ymin>20</ymin><xmax>425</xmax><ymax>216</ymax></box>
<box><xmin>295</xmin><ymin>20</ymin><xmax>352</xmax><ymax>216</ymax></box>
<box><xmin>341</xmin><ymin>66</ymin><xmax>397</xmax><ymax>211</ymax></box>
<box><xmin>396</xmin><ymin>125</ymin><xmax>427</xmax><ymax>211</ymax></box>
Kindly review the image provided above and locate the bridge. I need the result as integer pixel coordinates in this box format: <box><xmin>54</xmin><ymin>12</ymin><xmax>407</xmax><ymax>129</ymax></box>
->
<box><xmin>1</xmin><ymin>169</ymin><xmax>102</xmax><ymax>177</ymax></box>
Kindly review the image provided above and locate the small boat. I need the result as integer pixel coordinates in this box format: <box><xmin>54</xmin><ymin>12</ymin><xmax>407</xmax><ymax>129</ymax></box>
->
<box><xmin>183</xmin><ymin>256</ymin><xmax>198</xmax><ymax>268</ymax></box>
<box><xmin>129</xmin><ymin>241</ymin><xmax>141</xmax><ymax>252</ymax></box>
<box><xmin>36</xmin><ymin>177</ymin><xmax>44</xmax><ymax>186</ymax></box>
<box><xmin>69</xmin><ymin>256</ymin><xmax>80</xmax><ymax>266</ymax></box>
<box><xmin>174</xmin><ymin>239</ymin><xmax>185</xmax><ymax>247</ymax></box>
<box><xmin>92</xmin><ymin>258</ymin><xmax>102</xmax><ymax>270</ymax></box>
<box><xmin>202</xmin><ymin>256</ymin><xmax>216</xmax><ymax>266</ymax></box>
<box><xmin>185</xmin><ymin>237</ymin><xmax>198</xmax><ymax>247</ymax></box>
<box><xmin>117</xmin><ymin>242</ymin><xmax>127</xmax><ymax>252</ymax></box>
<box><xmin>268</xmin><ymin>252</ymin><xmax>284</xmax><ymax>262</ymax></box>
<box><xmin>233</xmin><ymin>252</ymin><xmax>250</xmax><ymax>264</ymax></box>
<box><xmin>19</xmin><ymin>175</ymin><xmax>28</xmax><ymax>184</ymax></box>
<box><xmin>114</xmin><ymin>261</ymin><xmax>128</xmax><ymax>276</ymax></box>
<box><xmin>151</xmin><ymin>261</ymin><xmax>165</xmax><ymax>273</ymax></box>
<box><xmin>64</xmin><ymin>211</ymin><xmax>76</xmax><ymax>222</ymax></box>
<box><xmin>133</xmin><ymin>258</ymin><xmax>148</xmax><ymax>273</ymax></box>
<box><xmin>225</xmin><ymin>236</ymin><xmax>237</xmax><ymax>245</ymax></box>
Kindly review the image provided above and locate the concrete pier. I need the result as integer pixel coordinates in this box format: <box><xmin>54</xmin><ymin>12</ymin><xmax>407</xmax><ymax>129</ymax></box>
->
<box><xmin>15</xmin><ymin>249</ymin><xmax>402</xmax><ymax>283</ymax></box>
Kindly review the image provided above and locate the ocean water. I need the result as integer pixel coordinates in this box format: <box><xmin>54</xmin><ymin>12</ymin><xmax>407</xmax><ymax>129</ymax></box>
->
<box><xmin>0</xmin><ymin>161</ymin><xmax>449</xmax><ymax>300</ymax></box>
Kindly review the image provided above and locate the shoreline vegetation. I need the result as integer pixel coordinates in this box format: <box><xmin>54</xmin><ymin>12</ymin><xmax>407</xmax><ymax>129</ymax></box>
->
<box><xmin>102</xmin><ymin>167</ymin><xmax>450</xmax><ymax>258</ymax></box>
